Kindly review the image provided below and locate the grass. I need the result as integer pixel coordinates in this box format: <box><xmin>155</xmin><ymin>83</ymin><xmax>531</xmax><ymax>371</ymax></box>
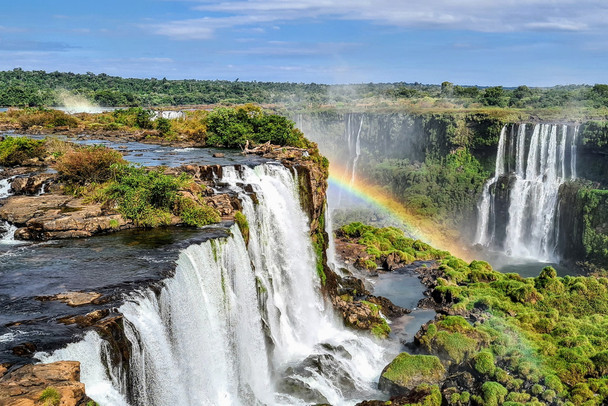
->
<box><xmin>39</xmin><ymin>387</ymin><xmax>61</xmax><ymax>406</ymax></box>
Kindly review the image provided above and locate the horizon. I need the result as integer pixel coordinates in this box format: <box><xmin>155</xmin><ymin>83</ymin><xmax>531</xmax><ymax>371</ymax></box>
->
<box><xmin>1</xmin><ymin>1</ymin><xmax>607</xmax><ymax>87</ymax></box>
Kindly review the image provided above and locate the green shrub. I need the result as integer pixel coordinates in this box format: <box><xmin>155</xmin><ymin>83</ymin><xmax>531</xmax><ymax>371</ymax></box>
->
<box><xmin>177</xmin><ymin>198</ymin><xmax>221</xmax><ymax>227</ymax></box>
<box><xmin>156</xmin><ymin>117</ymin><xmax>172</xmax><ymax>135</ymax></box>
<box><xmin>0</xmin><ymin>136</ymin><xmax>46</xmax><ymax>166</ymax></box>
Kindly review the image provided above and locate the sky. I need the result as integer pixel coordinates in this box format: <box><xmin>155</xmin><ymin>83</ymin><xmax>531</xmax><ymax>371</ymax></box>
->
<box><xmin>1</xmin><ymin>0</ymin><xmax>607</xmax><ymax>86</ymax></box>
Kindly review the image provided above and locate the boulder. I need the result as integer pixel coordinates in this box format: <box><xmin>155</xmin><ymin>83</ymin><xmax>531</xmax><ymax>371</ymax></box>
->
<box><xmin>378</xmin><ymin>353</ymin><xmax>446</xmax><ymax>396</ymax></box>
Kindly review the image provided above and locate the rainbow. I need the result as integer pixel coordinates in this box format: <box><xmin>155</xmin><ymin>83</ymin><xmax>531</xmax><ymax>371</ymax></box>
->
<box><xmin>327</xmin><ymin>162</ymin><xmax>472</xmax><ymax>261</ymax></box>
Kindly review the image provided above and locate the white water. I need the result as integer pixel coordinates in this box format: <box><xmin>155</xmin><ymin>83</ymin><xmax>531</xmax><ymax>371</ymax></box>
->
<box><xmin>474</xmin><ymin>125</ymin><xmax>508</xmax><ymax>245</ymax></box>
<box><xmin>475</xmin><ymin>123</ymin><xmax>578</xmax><ymax>261</ymax></box>
<box><xmin>0</xmin><ymin>176</ymin><xmax>20</xmax><ymax>244</ymax></box>
<box><xmin>39</xmin><ymin>163</ymin><xmax>388</xmax><ymax>406</ymax></box>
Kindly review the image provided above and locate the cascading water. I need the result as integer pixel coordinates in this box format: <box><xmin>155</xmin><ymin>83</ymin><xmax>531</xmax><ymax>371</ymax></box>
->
<box><xmin>0</xmin><ymin>176</ymin><xmax>19</xmax><ymax>244</ymax></box>
<box><xmin>347</xmin><ymin>114</ymin><xmax>363</xmax><ymax>185</ymax></box>
<box><xmin>39</xmin><ymin>163</ymin><xmax>388</xmax><ymax>406</ymax></box>
<box><xmin>475</xmin><ymin>123</ymin><xmax>579</xmax><ymax>261</ymax></box>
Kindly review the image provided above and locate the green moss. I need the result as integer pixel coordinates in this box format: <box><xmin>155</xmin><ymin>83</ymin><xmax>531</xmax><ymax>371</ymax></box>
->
<box><xmin>481</xmin><ymin>382</ymin><xmax>508</xmax><ymax>406</ymax></box>
<box><xmin>234</xmin><ymin>211</ymin><xmax>249</xmax><ymax>245</ymax></box>
<box><xmin>381</xmin><ymin>353</ymin><xmax>446</xmax><ymax>387</ymax></box>
<box><xmin>39</xmin><ymin>387</ymin><xmax>61</xmax><ymax>406</ymax></box>
<box><xmin>338</xmin><ymin>222</ymin><xmax>449</xmax><ymax>269</ymax></box>
<box><xmin>371</xmin><ymin>319</ymin><xmax>391</xmax><ymax>339</ymax></box>
<box><xmin>474</xmin><ymin>350</ymin><xmax>496</xmax><ymax>376</ymax></box>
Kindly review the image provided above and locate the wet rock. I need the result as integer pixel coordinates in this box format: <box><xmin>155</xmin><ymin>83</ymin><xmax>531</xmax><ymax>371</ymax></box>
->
<box><xmin>11</xmin><ymin>342</ymin><xmax>37</xmax><ymax>357</ymax></box>
<box><xmin>279</xmin><ymin>353</ymin><xmax>356</xmax><ymax>404</ymax></box>
<box><xmin>212</xmin><ymin>152</ymin><xmax>225</xmax><ymax>158</ymax></box>
<box><xmin>378</xmin><ymin>353</ymin><xmax>446</xmax><ymax>396</ymax></box>
<box><xmin>0</xmin><ymin>361</ymin><xmax>92</xmax><ymax>406</ymax></box>
<box><xmin>366</xmin><ymin>295</ymin><xmax>409</xmax><ymax>318</ymax></box>
<box><xmin>10</xmin><ymin>173</ymin><xmax>54</xmax><ymax>195</ymax></box>
<box><xmin>58</xmin><ymin>309</ymin><xmax>110</xmax><ymax>327</ymax></box>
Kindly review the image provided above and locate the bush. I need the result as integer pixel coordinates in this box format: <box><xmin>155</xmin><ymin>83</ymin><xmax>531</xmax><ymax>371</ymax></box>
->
<box><xmin>100</xmin><ymin>165</ymin><xmax>220</xmax><ymax>228</ymax></box>
<box><xmin>104</xmin><ymin>165</ymin><xmax>185</xmax><ymax>226</ymax></box>
<box><xmin>11</xmin><ymin>108</ymin><xmax>79</xmax><ymax>129</ymax></box>
<box><xmin>156</xmin><ymin>117</ymin><xmax>172</xmax><ymax>135</ymax></box>
<box><xmin>177</xmin><ymin>197</ymin><xmax>221</xmax><ymax>227</ymax></box>
<box><xmin>0</xmin><ymin>136</ymin><xmax>46</xmax><ymax>166</ymax></box>
<box><xmin>55</xmin><ymin>145</ymin><xmax>126</xmax><ymax>184</ymax></box>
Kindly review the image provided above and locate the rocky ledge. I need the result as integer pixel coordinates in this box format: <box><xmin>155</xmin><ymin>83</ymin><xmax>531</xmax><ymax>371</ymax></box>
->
<box><xmin>0</xmin><ymin>361</ymin><xmax>93</xmax><ymax>406</ymax></box>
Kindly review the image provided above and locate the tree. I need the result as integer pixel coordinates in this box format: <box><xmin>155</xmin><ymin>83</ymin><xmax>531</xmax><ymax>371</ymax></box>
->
<box><xmin>441</xmin><ymin>81</ymin><xmax>454</xmax><ymax>97</ymax></box>
<box><xmin>481</xmin><ymin>86</ymin><xmax>507</xmax><ymax>107</ymax></box>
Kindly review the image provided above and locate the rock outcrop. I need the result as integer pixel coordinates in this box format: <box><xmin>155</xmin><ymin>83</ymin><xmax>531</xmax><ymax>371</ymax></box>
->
<box><xmin>0</xmin><ymin>361</ymin><xmax>92</xmax><ymax>406</ymax></box>
<box><xmin>0</xmin><ymin>195</ymin><xmax>133</xmax><ymax>240</ymax></box>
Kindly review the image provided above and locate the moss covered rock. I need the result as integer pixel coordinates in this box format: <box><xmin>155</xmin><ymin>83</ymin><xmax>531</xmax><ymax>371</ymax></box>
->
<box><xmin>379</xmin><ymin>353</ymin><xmax>446</xmax><ymax>396</ymax></box>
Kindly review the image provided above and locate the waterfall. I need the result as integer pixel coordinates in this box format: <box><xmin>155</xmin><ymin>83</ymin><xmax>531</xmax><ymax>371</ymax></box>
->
<box><xmin>474</xmin><ymin>125</ymin><xmax>508</xmax><ymax>245</ymax></box>
<box><xmin>38</xmin><ymin>163</ymin><xmax>387</xmax><ymax>406</ymax></box>
<box><xmin>475</xmin><ymin>123</ymin><xmax>578</xmax><ymax>261</ymax></box>
<box><xmin>345</xmin><ymin>114</ymin><xmax>363</xmax><ymax>185</ymax></box>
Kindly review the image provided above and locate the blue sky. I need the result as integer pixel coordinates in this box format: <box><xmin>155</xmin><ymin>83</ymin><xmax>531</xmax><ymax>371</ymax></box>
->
<box><xmin>1</xmin><ymin>0</ymin><xmax>606</xmax><ymax>86</ymax></box>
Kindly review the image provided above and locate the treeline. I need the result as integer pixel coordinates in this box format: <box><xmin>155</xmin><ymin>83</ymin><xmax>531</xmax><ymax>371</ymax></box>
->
<box><xmin>2</xmin><ymin>68</ymin><xmax>608</xmax><ymax>109</ymax></box>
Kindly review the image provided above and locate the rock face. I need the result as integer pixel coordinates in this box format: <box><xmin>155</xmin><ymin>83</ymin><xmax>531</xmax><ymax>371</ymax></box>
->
<box><xmin>378</xmin><ymin>353</ymin><xmax>446</xmax><ymax>396</ymax></box>
<box><xmin>0</xmin><ymin>361</ymin><xmax>92</xmax><ymax>406</ymax></box>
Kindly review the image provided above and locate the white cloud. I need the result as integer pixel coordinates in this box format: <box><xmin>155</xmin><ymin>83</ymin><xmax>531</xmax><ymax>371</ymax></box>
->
<box><xmin>151</xmin><ymin>0</ymin><xmax>608</xmax><ymax>39</ymax></box>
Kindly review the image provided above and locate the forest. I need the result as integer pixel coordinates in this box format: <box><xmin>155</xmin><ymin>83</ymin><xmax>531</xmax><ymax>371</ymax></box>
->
<box><xmin>2</xmin><ymin>68</ymin><xmax>608</xmax><ymax>111</ymax></box>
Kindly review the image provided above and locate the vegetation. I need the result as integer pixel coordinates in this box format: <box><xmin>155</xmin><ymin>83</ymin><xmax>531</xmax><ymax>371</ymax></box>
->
<box><xmin>0</xmin><ymin>105</ymin><xmax>312</xmax><ymax>149</ymax></box>
<box><xmin>39</xmin><ymin>387</ymin><xmax>61</xmax><ymax>406</ymax></box>
<box><xmin>101</xmin><ymin>165</ymin><xmax>219</xmax><ymax>227</ymax></box>
<box><xmin>579</xmin><ymin>188</ymin><xmax>608</xmax><ymax>266</ymax></box>
<box><xmin>55</xmin><ymin>145</ymin><xmax>126</xmax><ymax>184</ymax></box>
<box><xmin>349</xmin><ymin>222</ymin><xmax>608</xmax><ymax>404</ymax></box>
<box><xmin>2</xmin><ymin>69</ymin><xmax>608</xmax><ymax>115</ymax></box>
<box><xmin>53</xmin><ymin>145</ymin><xmax>221</xmax><ymax>228</ymax></box>
<box><xmin>234</xmin><ymin>211</ymin><xmax>249</xmax><ymax>245</ymax></box>
<box><xmin>370</xmin><ymin>149</ymin><xmax>488</xmax><ymax>222</ymax></box>
<box><xmin>0</xmin><ymin>136</ymin><xmax>46</xmax><ymax>166</ymax></box>
<box><xmin>338</xmin><ymin>222</ymin><xmax>450</xmax><ymax>266</ymax></box>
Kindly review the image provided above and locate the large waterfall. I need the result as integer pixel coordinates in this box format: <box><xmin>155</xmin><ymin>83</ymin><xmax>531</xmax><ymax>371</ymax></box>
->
<box><xmin>39</xmin><ymin>163</ymin><xmax>388</xmax><ymax>405</ymax></box>
<box><xmin>475</xmin><ymin>123</ymin><xmax>579</xmax><ymax>261</ymax></box>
